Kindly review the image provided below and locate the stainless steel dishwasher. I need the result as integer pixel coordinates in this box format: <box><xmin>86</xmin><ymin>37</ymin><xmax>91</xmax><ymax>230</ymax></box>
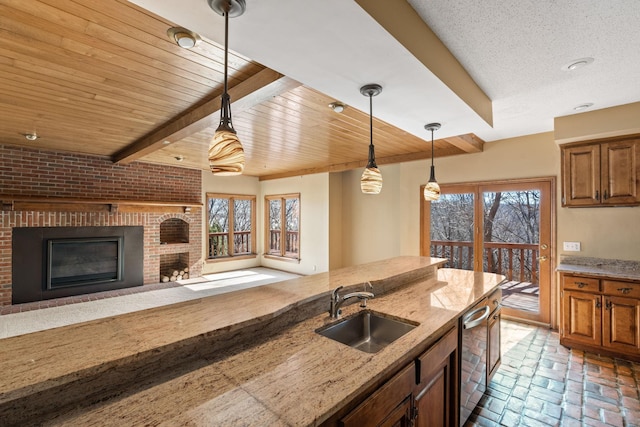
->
<box><xmin>459</xmin><ymin>298</ymin><xmax>490</xmax><ymax>426</ymax></box>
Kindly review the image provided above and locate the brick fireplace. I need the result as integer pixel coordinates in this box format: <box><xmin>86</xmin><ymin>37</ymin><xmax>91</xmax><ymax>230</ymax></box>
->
<box><xmin>0</xmin><ymin>144</ymin><xmax>203</xmax><ymax>306</ymax></box>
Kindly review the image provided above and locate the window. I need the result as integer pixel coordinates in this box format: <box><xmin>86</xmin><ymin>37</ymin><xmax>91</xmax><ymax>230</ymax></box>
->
<box><xmin>265</xmin><ymin>193</ymin><xmax>300</xmax><ymax>260</ymax></box>
<box><xmin>207</xmin><ymin>193</ymin><xmax>256</xmax><ymax>259</ymax></box>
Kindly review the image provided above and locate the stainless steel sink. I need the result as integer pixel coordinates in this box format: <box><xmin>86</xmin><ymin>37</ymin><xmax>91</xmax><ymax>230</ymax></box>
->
<box><xmin>316</xmin><ymin>310</ymin><xmax>418</xmax><ymax>353</ymax></box>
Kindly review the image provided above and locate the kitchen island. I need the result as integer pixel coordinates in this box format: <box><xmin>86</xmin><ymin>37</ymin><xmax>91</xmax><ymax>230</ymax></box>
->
<box><xmin>0</xmin><ymin>256</ymin><xmax>505</xmax><ymax>426</ymax></box>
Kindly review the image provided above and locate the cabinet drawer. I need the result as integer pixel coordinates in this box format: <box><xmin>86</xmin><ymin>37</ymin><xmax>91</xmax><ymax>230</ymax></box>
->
<box><xmin>416</xmin><ymin>326</ymin><xmax>457</xmax><ymax>386</ymax></box>
<box><xmin>602</xmin><ymin>280</ymin><xmax>640</xmax><ymax>298</ymax></box>
<box><xmin>563</xmin><ymin>275</ymin><xmax>599</xmax><ymax>292</ymax></box>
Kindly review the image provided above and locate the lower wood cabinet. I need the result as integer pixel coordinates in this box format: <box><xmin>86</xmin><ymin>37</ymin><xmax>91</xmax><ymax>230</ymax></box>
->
<box><xmin>414</xmin><ymin>327</ymin><xmax>458</xmax><ymax>427</ymax></box>
<box><xmin>340</xmin><ymin>362</ymin><xmax>414</xmax><ymax>427</ymax></box>
<box><xmin>560</xmin><ymin>273</ymin><xmax>640</xmax><ymax>361</ymax></box>
<box><xmin>337</xmin><ymin>326</ymin><xmax>458</xmax><ymax>427</ymax></box>
<box><xmin>487</xmin><ymin>288</ymin><xmax>502</xmax><ymax>384</ymax></box>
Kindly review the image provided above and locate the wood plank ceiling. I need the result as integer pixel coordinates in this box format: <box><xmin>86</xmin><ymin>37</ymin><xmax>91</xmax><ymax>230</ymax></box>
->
<box><xmin>0</xmin><ymin>0</ymin><xmax>484</xmax><ymax>180</ymax></box>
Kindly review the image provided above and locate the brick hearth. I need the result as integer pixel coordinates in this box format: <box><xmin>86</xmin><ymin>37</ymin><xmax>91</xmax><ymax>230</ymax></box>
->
<box><xmin>0</xmin><ymin>144</ymin><xmax>203</xmax><ymax>306</ymax></box>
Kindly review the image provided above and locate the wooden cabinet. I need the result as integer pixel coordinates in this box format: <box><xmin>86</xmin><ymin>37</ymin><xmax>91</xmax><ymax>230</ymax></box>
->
<box><xmin>561</xmin><ymin>136</ymin><xmax>640</xmax><ymax>207</ymax></box>
<box><xmin>487</xmin><ymin>311</ymin><xmax>501</xmax><ymax>383</ymax></box>
<box><xmin>340</xmin><ymin>364</ymin><xmax>414</xmax><ymax>427</ymax></box>
<box><xmin>338</xmin><ymin>326</ymin><xmax>459</xmax><ymax>427</ymax></box>
<box><xmin>414</xmin><ymin>327</ymin><xmax>457</xmax><ymax>427</ymax></box>
<box><xmin>560</xmin><ymin>273</ymin><xmax>640</xmax><ymax>360</ymax></box>
<box><xmin>562</xmin><ymin>289</ymin><xmax>602</xmax><ymax>347</ymax></box>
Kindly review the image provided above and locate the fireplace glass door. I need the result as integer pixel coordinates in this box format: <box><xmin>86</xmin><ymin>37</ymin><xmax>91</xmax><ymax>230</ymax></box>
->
<box><xmin>47</xmin><ymin>237</ymin><xmax>123</xmax><ymax>289</ymax></box>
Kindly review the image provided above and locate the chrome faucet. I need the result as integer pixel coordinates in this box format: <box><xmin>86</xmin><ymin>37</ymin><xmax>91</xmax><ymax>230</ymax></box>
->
<box><xmin>329</xmin><ymin>283</ymin><xmax>375</xmax><ymax>319</ymax></box>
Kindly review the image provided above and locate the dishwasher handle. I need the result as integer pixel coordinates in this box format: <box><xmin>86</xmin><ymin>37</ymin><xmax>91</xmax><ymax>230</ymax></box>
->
<box><xmin>462</xmin><ymin>305</ymin><xmax>490</xmax><ymax>330</ymax></box>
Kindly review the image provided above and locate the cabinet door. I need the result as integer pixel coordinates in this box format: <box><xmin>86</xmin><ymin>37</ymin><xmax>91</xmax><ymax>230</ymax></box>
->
<box><xmin>487</xmin><ymin>308</ymin><xmax>501</xmax><ymax>384</ymax></box>
<box><xmin>601</xmin><ymin>139</ymin><xmax>640</xmax><ymax>205</ymax></box>
<box><xmin>562</xmin><ymin>144</ymin><xmax>600</xmax><ymax>206</ymax></box>
<box><xmin>602</xmin><ymin>296</ymin><xmax>640</xmax><ymax>354</ymax></box>
<box><xmin>340</xmin><ymin>364</ymin><xmax>414</xmax><ymax>427</ymax></box>
<box><xmin>379</xmin><ymin>395</ymin><xmax>413</xmax><ymax>427</ymax></box>
<box><xmin>562</xmin><ymin>290</ymin><xmax>601</xmax><ymax>346</ymax></box>
<box><xmin>414</xmin><ymin>327</ymin><xmax>457</xmax><ymax>427</ymax></box>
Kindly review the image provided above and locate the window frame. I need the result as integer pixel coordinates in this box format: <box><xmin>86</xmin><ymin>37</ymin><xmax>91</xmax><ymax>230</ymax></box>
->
<box><xmin>264</xmin><ymin>193</ymin><xmax>301</xmax><ymax>262</ymax></box>
<box><xmin>206</xmin><ymin>193</ymin><xmax>256</xmax><ymax>261</ymax></box>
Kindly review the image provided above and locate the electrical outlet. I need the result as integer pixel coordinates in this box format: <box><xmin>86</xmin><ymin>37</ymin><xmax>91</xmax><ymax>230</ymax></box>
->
<box><xmin>563</xmin><ymin>241</ymin><xmax>581</xmax><ymax>251</ymax></box>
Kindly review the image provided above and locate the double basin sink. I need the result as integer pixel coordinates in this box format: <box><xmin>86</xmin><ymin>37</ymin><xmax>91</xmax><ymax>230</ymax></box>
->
<box><xmin>316</xmin><ymin>310</ymin><xmax>418</xmax><ymax>353</ymax></box>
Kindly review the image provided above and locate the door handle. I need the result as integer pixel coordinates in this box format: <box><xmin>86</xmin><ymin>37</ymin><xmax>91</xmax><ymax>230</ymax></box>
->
<box><xmin>463</xmin><ymin>305</ymin><xmax>490</xmax><ymax>329</ymax></box>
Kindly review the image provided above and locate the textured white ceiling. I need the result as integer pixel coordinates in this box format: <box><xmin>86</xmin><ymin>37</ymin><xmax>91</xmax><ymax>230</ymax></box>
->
<box><xmin>130</xmin><ymin>0</ymin><xmax>640</xmax><ymax>143</ymax></box>
<box><xmin>407</xmin><ymin>0</ymin><xmax>640</xmax><ymax>139</ymax></box>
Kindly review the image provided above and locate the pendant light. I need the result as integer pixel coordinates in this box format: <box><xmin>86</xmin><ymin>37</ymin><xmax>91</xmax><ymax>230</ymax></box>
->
<box><xmin>360</xmin><ymin>84</ymin><xmax>383</xmax><ymax>194</ymax></box>
<box><xmin>207</xmin><ymin>0</ymin><xmax>246</xmax><ymax>176</ymax></box>
<box><xmin>423</xmin><ymin>123</ymin><xmax>441</xmax><ymax>201</ymax></box>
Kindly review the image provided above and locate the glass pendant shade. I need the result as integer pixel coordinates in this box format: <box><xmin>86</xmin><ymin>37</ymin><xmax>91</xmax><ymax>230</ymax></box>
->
<box><xmin>423</xmin><ymin>166</ymin><xmax>441</xmax><ymax>201</ymax></box>
<box><xmin>209</xmin><ymin>128</ymin><xmax>245</xmax><ymax>175</ymax></box>
<box><xmin>361</xmin><ymin>166</ymin><xmax>383</xmax><ymax>194</ymax></box>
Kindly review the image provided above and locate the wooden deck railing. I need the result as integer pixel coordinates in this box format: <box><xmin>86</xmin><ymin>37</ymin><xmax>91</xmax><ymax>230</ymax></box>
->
<box><xmin>430</xmin><ymin>240</ymin><xmax>539</xmax><ymax>283</ymax></box>
<box><xmin>269</xmin><ymin>230</ymin><xmax>299</xmax><ymax>255</ymax></box>
<box><xmin>208</xmin><ymin>231</ymin><xmax>251</xmax><ymax>257</ymax></box>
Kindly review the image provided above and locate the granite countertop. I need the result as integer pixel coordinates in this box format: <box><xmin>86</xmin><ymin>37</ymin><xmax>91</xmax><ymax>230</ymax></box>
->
<box><xmin>557</xmin><ymin>256</ymin><xmax>640</xmax><ymax>281</ymax></box>
<box><xmin>0</xmin><ymin>257</ymin><xmax>504</xmax><ymax>426</ymax></box>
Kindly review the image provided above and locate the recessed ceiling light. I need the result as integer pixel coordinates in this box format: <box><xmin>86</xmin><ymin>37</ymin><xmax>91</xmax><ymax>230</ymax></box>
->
<box><xmin>22</xmin><ymin>132</ymin><xmax>39</xmax><ymax>141</ymax></box>
<box><xmin>561</xmin><ymin>57</ymin><xmax>594</xmax><ymax>71</ymax></box>
<box><xmin>328</xmin><ymin>102</ymin><xmax>345</xmax><ymax>113</ymax></box>
<box><xmin>163</xmin><ymin>140</ymin><xmax>171</xmax><ymax>145</ymax></box>
<box><xmin>167</xmin><ymin>27</ymin><xmax>201</xmax><ymax>49</ymax></box>
<box><xmin>573</xmin><ymin>103</ymin><xmax>594</xmax><ymax>111</ymax></box>
<box><xmin>174</xmin><ymin>155</ymin><xmax>184</xmax><ymax>161</ymax></box>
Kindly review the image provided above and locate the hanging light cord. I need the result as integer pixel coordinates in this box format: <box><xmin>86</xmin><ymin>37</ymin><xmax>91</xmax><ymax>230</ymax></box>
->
<box><xmin>430</xmin><ymin>128</ymin><xmax>435</xmax><ymax>167</ymax></box>
<box><xmin>223</xmin><ymin>10</ymin><xmax>229</xmax><ymax>95</ymax></box>
<box><xmin>218</xmin><ymin>6</ymin><xmax>235</xmax><ymax>132</ymax></box>
<box><xmin>367</xmin><ymin>92</ymin><xmax>377</xmax><ymax>168</ymax></box>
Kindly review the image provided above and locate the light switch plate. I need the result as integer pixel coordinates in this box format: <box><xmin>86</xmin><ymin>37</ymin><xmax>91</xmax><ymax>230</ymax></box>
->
<box><xmin>563</xmin><ymin>241</ymin><xmax>581</xmax><ymax>251</ymax></box>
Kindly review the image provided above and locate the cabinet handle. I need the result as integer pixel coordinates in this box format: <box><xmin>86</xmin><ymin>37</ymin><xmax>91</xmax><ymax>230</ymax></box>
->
<box><xmin>603</xmin><ymin>190</ymin><xmax>608</xmax><ymax>200</ymax></box>
<box><xmin>618</xmin><ymin>287</ymin><xmax>632</xmax><ymax>294</ymax></box>
<box><xmin>576</xmin><ymin>282</ymin><xmax>588</xmax><ymax>288</ymax></box>
<box><xmin>596</xmin><ymin>299</ymin><xmax>602</xmax><ymax>308</ymax></box>
<box><xmin>595</xmin><ymin>190</ymin><xmax>599</xmax><ymax>200</ymax></box>
<box><xmin>605</xmin><ymin>300</ymin><xmax>612</xmax><ymax>310</ymax></box>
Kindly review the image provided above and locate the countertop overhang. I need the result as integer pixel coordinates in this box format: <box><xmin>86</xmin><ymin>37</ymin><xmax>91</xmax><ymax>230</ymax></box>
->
<box><xmin>0</xmin><ymin>256</ymin><xmax>505</xmax><ymax>426</ymax></box>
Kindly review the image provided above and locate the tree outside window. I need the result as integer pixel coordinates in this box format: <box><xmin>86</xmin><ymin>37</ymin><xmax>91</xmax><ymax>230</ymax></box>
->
<box><xmin>207</xmin><ymin>193</ymin><xmax>255</xmax><ymax>259</ymax></box>
<box><xmin>265</xmin><ymin>194</ymin><xmax>300</xmax><ymax>260</ymax></box>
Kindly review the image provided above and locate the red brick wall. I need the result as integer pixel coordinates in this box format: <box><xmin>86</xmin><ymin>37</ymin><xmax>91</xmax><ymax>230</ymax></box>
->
<box><xmin>0</xmin><ymin>145</ymin><xmax>200</xmax><ymax>201</ymax></box>
<box><xmin>0</xmin><ymin>145</ymin><xmax>203</xmax><ymax>306</ymax></box>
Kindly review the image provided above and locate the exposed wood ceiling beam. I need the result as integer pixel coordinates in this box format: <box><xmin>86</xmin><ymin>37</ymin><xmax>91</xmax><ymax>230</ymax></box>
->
<box><xmin>441</xmin><ymin>134</ymin><xmax>484</xmax><ymax>153</ymax></box>
<box><xmin>259</xmin><ymin>134</ymin><xmax>484</xmax><ymax>180</ymax></box>
<box><xmin>113</xmin><ymin>68</ymin><xmax>301</xmax><ymax>165</ymax></box>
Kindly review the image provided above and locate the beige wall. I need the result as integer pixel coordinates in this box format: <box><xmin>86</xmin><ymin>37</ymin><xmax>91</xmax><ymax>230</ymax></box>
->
<box><xmin>329</xmin><ymin>173</ymin><xmax>344</xmax><ymax>270</ymax></box>
<box><xmin>339</xmin><ymin>131</ymin><xmax>640</xmax><ymax>265</ymax></box>
<box><xmin>260</xmin><ymin>174</ymin><xmax>330</xmax><ymax>275</ymax></box>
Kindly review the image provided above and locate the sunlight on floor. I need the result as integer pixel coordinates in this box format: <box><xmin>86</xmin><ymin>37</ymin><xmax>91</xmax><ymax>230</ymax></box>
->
<box><xmin>501</xmin><ymin>320</ymin><xmax>537</xmax><ymax>354</ymax></box>
<box><xmin>183</xmin><ymin>271</ymin><xmax>278</xmax><ymax>292</ymax></box>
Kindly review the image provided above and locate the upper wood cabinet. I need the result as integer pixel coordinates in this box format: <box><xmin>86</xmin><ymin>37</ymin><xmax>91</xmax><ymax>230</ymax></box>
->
<box><xmin>561</xmin><ymin>136</ymin><xmax>640</xmax><ymax>207</ymax></box>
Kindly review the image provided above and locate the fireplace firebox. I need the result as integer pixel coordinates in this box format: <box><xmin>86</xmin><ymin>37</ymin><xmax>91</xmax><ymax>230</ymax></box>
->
<box><xmin>47</xmin><ymin>237</ymin><xmax>124</xmax><ymax>290</ymax></box>
<box><xmin>12</xmin><ymin>226</ymin><xmax>143</xmax><ymax>304</ymax></box>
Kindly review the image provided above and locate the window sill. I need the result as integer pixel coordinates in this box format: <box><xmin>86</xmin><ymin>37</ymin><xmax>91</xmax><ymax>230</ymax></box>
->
<box><xmin>263</xmin><ymin>254</ymin><xmax>301</xmax><ymax>264</ymax></box>
<box><xmin>206</xmin><ymin>254</ymin><xmax>257</xmax><ymax>263</ymax></box>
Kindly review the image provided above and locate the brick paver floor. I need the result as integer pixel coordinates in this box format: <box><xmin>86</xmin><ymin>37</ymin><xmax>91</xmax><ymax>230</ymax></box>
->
<box><xmin>466</xmin><ymin>320</ymin><xmax>640</xmax><ymax>427</ymax></box>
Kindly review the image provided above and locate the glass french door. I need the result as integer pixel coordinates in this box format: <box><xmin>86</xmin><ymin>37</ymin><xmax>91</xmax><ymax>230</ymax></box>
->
<box><xmin>422</xmin><ymin>179</ymin><xmax>554</xmax><ymax>325</ymax></box>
